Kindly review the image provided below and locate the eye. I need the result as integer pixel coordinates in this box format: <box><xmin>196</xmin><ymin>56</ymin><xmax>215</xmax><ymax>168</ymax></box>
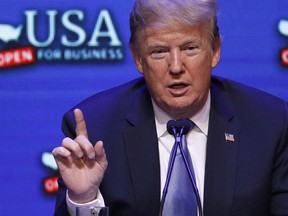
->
<box><xmin>183</xmin><ymin>45</ymin><xmax>199</xmax><ymax>55</ymax></box>
<box><xmin>150</xmin><ymin>49</ymin><xmax>167</xmax><ymax>59</ymax></box>
<box><xmin>186</xmin><ymin>46</ymin><xmax>196</xmax><ymax>50</ymax></box>
<box><xmin>185</xmin><ymin>45</ymin><xmax>197</xmax><ymax>51</ymax></box>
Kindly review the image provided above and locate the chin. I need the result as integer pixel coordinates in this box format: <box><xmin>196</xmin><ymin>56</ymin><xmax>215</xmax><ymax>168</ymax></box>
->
<box><xmin>169</xmin><ymin>99</ymin><xmax>202</xmax><ymax>118</ymax></box>
<box><xmin>164</xmin><ymin>104</ymin><xmax>193</xmax><ymax>119</ymax></box>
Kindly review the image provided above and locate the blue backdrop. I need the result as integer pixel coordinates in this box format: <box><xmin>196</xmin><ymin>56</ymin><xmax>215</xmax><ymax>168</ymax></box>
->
<box><xmin>0</xmin><ymin>1</ymin><xmax>287</xmax><ymax>215</ymax></box>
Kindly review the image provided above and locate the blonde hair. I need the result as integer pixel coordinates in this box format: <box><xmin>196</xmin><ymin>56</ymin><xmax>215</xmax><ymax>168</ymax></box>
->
<box><xmin>129</xmin><ymin>0</ymin><xmax>220</xmax><ymax>49</ymax></box>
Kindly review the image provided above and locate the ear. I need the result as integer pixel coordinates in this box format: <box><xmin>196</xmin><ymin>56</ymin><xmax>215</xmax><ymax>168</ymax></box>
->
<box><xmin>130</xmin><ymin>47</ymin><xmax>144</xmax><ymax>74</ymax></box>
<box><xmin>211</xmin><ymin>37</ymin><xmax>221</xmax><ymax>68</ymax></box>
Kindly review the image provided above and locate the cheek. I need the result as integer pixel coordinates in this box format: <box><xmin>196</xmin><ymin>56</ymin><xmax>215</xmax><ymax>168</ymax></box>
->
<box><xmin>195</xmin><ymin>52</ymin><xmax>214</xmax><ymax>72</ymax></box>
<box><xmin>186</xmin><ymin>57</ymin><xmax>212</xmax><ymax>89</ymax></box>
<box><xmin>143</xmin><ymin>59</ymin><xmax>168</xmax><ymax>78</ymax></box>
<box><xmin>142</xmin><ymin>62</ymin><xmax>168</xmax><ymax>95</ymax></box>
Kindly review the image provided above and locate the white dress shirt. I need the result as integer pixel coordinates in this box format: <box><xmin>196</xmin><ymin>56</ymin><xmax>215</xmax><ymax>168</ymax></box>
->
<box><xmin>66</xmin><ymin>92</ymin><xmax>211</xmax><ymax>215</ymax></box>
<box><xmin>153</xmin><ymin>92</ymin><xmax>210</xmax><ymax>209</ymax></box>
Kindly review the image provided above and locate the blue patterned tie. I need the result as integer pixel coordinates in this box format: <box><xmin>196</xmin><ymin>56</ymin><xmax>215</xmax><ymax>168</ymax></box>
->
<box><xmin>161</xmin><ymin>120</ymin><xmax>198</xmax><ymax>216</ymax></box>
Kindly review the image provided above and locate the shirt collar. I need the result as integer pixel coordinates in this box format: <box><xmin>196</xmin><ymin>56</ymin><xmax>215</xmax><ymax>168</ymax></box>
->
<box><xmin>152</xmin><ymin>92</ymin><xmax>211</xmax><ymax>138</ymax></box>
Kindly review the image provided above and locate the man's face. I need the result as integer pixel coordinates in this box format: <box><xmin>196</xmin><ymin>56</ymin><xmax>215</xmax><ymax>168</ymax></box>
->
<box><xmin>131</xmin><ymin>25</ymin><xmax>221</xmax><ymax>119</ymax></box>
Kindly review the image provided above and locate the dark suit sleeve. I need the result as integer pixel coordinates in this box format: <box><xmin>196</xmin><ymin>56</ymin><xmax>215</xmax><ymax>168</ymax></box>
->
<box><xmin>53</xmin><ymin>111</ymin><xmax>76</xmax><ymax>216</ymax></box>
<box><xmin>54</xmin><ymin>178</ymin><xmax>71</xmax><ymax>216</ymax></box>
<box><xmin>271</xmin><ymin>102</ymin><xmax>288</xmax><ymax>215</ymax></box>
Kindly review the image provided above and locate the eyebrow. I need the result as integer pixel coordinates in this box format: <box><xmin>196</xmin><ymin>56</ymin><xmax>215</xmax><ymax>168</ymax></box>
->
<box><xmin>146</xmin><ymin>37</ymin><xmax>204</xmax><ymax>51</ymax></box>
<box><xmin>146</xmin><ymin>44</ymin><xmax>168</xmax><ymax>52</ymax></box>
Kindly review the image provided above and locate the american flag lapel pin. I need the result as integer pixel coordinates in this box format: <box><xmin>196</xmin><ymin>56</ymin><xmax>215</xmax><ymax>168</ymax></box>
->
<box><xmin>225</xmin><ymin>133</ymin><xmax>235</xmax><ymax>142</ymax></box>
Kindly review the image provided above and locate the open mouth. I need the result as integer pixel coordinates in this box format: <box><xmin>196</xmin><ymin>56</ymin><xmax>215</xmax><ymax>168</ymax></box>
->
<box><xmin>170</xmin><ymin>83</ymin><xmax>187</xmax><ymax>89</ymax></box>
<box><xmin>168</xmin><ymin>83</ymin><xmax>189</xmax><ymax>96</ymax></box>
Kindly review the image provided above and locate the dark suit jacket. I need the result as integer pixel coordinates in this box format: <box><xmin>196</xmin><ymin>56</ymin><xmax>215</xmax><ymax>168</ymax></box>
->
<box><xmin>54</xmin><ymin>76</ymin><xmax>288</xmax><ymax>216</ymax></box>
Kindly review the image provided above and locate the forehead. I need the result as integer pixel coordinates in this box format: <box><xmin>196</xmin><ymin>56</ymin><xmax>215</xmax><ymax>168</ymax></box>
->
<box><xmin>138</xmin><ymin>25</ymin><xmax>208</xmax><ymax>46</ymax></box>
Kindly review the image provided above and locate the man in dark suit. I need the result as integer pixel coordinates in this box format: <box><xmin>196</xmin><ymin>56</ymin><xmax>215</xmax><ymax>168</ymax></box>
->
<box><xmin>52</xmin><ymin>0</ymin><xmax>288</xmax><ymax>215</ymax></box>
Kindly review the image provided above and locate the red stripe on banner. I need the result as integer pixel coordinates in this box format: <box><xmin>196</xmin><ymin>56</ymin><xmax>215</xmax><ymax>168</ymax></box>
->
<box><xmin>0</xmin><ymin>47</ymin><xmax>36</xmax><ymax>68</ymax></box>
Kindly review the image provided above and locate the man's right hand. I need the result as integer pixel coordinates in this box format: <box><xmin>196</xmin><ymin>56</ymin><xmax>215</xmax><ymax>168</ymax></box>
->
<box><xmin>52</xmin><ymin>108</ymin><xmax>108</xmax><ymax>203</ymax></box>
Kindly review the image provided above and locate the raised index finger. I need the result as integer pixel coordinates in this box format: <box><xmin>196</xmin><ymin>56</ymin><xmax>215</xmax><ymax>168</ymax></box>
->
<box><xmin>74</xmin><ymin>108</ymin><xmax>88</xmax><ymax>137</ymax></box>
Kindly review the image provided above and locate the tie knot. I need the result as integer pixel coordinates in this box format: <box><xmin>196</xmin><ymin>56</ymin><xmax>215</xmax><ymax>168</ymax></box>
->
<box><xmin>167</xmin><ymin>119</ymin><xmax>195</xmax><ymax>137</ymax></box>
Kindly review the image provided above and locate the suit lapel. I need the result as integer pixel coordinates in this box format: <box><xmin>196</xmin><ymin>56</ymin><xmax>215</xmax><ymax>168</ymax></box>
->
<box><xmin>203</xmin><ymin>80</ymin><xmax>241</xmax><ymax>215</ymax></box>
<box><xmin>123</xmin><ymin>85</ymin><xmax>161</xmax><ymax>215</ymax></box>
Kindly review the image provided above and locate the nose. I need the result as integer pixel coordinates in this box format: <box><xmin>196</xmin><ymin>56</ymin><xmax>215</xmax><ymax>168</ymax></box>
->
<box><xmin>168</xmin><ymin>48</ymin><xmax>183</xmax><ymax>74</ymax></box>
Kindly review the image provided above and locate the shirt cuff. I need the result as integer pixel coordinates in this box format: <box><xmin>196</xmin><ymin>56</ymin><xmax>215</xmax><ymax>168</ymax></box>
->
<box><xmin>66</xmin><ymin>190</ymin><xmax>105</xmax><ymax>216</ymax></box>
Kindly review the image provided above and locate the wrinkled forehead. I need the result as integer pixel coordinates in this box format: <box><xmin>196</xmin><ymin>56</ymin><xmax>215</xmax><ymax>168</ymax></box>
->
<box><xmin>139</xmin><ymin>24</ymin><xmax>208</xmax><ymax>40</ymax></box>
<box><xmin>133</xmin><ymin>21</ymin><xmax>214</xmax><ymax>49</ymax></box>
